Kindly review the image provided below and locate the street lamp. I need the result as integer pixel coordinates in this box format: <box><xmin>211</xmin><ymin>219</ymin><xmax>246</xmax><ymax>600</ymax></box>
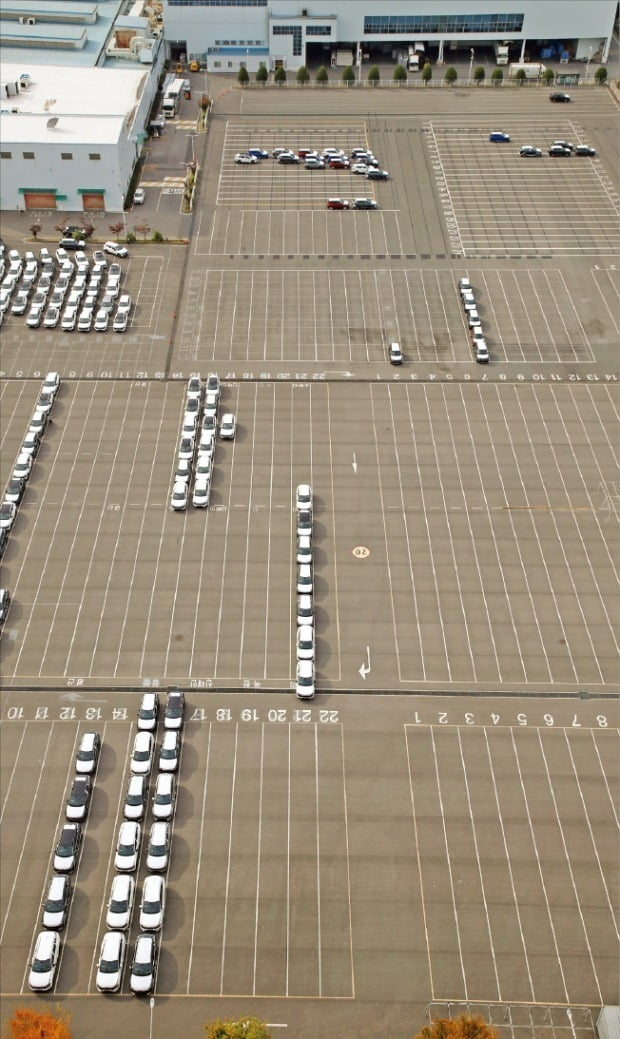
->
<box><xmin>468</xmin><ymin>48</ymin><xmax>475</xmax><ymax>85</ymax></box>
<box><xmin>149</xmin><ymin>996</ymin><xmax>155</xmax><ymax>1039</ymax></box>
<box><xmin>586</xmin><ymin>45</ymin><xmax>592</xmax><ymax>82</ymax></box>
<box><xmin>186</xmin><ymin>133</ymin><xmax>198</xmax><ymax>164</ymax></box>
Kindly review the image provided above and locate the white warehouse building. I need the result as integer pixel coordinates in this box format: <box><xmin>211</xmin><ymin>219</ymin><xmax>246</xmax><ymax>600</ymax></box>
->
<box><xmin>162</xmin><ymin>0</ymin><xmax>616</xmax><ymax>73</ymax></box>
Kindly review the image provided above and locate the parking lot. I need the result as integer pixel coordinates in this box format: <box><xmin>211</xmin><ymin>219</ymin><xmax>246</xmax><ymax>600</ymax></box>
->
<box><xmin>1</xmin><ymin>81</ymin><xmax>618</xmax><ymax>1039</ymax></box>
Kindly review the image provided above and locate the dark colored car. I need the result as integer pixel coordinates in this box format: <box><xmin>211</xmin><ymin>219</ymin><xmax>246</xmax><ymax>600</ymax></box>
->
<box><xmin>277</xmin><ymin>154</ymin><xmax>300</xmax><ymax>164</ymax></box>
<box><xmin>366</xmin><ymin>168</ymin><xmax>389</xmax><ymax>180</ymax></box>
<box><xmin>58</xmin><ymin>238</ymin><xmax>86</xmax><ymax>251</ymax></box>
<box><xmin>548</xmin><ymin>145</ymin><xmax>572</xmax><ymax>156</ymax></box>
<box><xmin>0</xmin><ymin>588</ymin><xmax>10</xmax><ymax>622</ymax></box>
<box><xmin>519</xmin><ymin>146</ymin><xmax>542</xmax><ymax>157</ymax></box>
<box><xmin>5</xmin><ymin>478</ymin><xmax>26</xmax><ymax>506</ymax></box>
<box><xmin>0</xmin><ymin>530</ymin><xmax>8</xmax><ymax>559</ymax></box>
<box><xmin>550</xmin><ymin>92</ymin><xmax>571</xmax><ymax>102</ymax></box>
<box><xmin>575</xmin><ymin>145</ymin><xmax>596</xmax><ymax>156</ymax></box>
<box><xmin>352</xmin><ymin>198</ymin><xmax>378</xmax><ymax>210</ymax></box>
<box><xmin>489</xmin><ymin>131</ymin><xmax>510</xmax><ymax>142</ymax></box>
<box><xmin>53</xmin><ymin>823</ymin><xmax>82</xmax><ymax>873</ymax></box>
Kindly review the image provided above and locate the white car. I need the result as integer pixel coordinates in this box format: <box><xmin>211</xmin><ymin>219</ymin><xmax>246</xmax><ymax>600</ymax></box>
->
<box><xmin>187</xmin><ymin>376</ymin><xmax>202</xmax><ymax>400</ymax></box>
<box><xmin>53</xmin><ymin>823</ymin><xmax>82</xmax><ymax>873</ymax></box>
<box><xmin>11</xmin><ymin>290</ymin><xmax>30</xmax><ymax>315</ymax></box>
<box><xmin>44</xmin><ymin>307</ymin><xmax>61</xmax><ymax>328</ymax></box>
<box><xmin>26</xmin><ymin>305</ymin><xmax>43</xmax><ymax>328</ymax></box>
<box><xmin>65</xmin><ymin>775</ymin><xmax>92</xmax><ymax>821</ymax></box>
<box><xmin>182</xmin><ymin>413</ymin><xmax>198</xmax><ymax>437</ymax></box>
<box><xmin>62</xmin><ymin>306</ymin><xmax>78</xmax><ymax>331</ymax></box>
<box><xmin>78</xmin><ymin>307</ymin><xmax>94</xmax><ymax>332</ymax></box>
<box><xmin>146</xmin><ymin>821</ymin><xmax>171</xmax><ymax>871</ymax></box>
<box><xmin>297</xmin><ymin>509</ymin><xmax>312</xmax><ymax>537</ymax></box>
<box><xmin>92</xmin><ymin>250</ymin><xmax>107</xmax><ymax>268</ymax></box>
<box><xmin>295</xmin><ymin>483</ymin><xmax>312</xmax><ymax>511</ymax></box>
<box><xmin>296</xmin><ymin>624</ymin><xmax>315</xmax><ymax>660</ymax></box>
<box><xmin>130</xmin><ymin>933</ymin><xmax>158</xmax><ymax>995</ymax></box>
<box><xmin>139</xmin><ymin>875</ymin><xmax>166</xmax><ymax>931</ymax></box>
<box><xmin>194</xmin><ymin>454</ymin><xmax>212</xmax><ymax>482</ymax></box>
<box><xmin>42</xmin><ymin>875</ymin><xmax>71</xmax><ymax>930</ymax></box>
<box><xmin>0</xmin><ymin>501</ymin><xmax>17</xmax><ymax>531</ymax></box>
<box><xmin>130</xmin><ymin>731</ymin><xmax>154</xmax><ymax>775</ymax></box>
<box><xmin>106</xmin><ymin>874</ymin><xmax>135</xmax><ymax>930</ymax></box>
<box><xmin>29</xmin><ymin>931</ymin><xmax>60</xmax><ymax>991</ymax></box>
<box><xmin>152</xmin><ymin>772</ymin><xmax>175</xmax><ymax>820</ymax></box>
<box><xmin>116</xmin><ymin>293</ymin><xmax>132</xmax><ymax>315</ymax></box>
<box><xmin>75</xmin><ymin>731</ymin><xmax>100</xmax><ymax>774</ymax></box>
<box><xmin>174</xmin><ymin>458</ymin><xmax>192</xmax><ymax>484</ymax></box>
<box><xmin>199</xmin><ymin>428</ymin><xmax>216</xmax><ymax>456</ymax></box>
<box><xmin>297</xmin><ymin>594</ymin><xmax>314</xmax><ymax>627</ymax></box>
<box><xmin>203</xmin><ymin>392</ymin><xmax>218</xmax><ymax>421</ymax></box>
<box><xmin>113</xmin><ymin>310</ymin><xmax>129</xmax><ymax>332</ymax></box>
<box><xmin>220</xmin><ymin>413</ymin><xmax>236</xmax><ymax>439</ymax></box>
<box><xmin>124</xmin><ymin>774</ymin><xmax>148</xmax><ymax>821</ymax></box>
<box><xmin>133</xmin><ymin>188</ymin><xmax>145</xmax><ymax>205</ymax></box>
<box><xmin>192</xmin><ymin>478</ymin><xmax>210</xmax><ymax>508</ymax></box>
<box><xmin>297</xmin><ymin>563</ymin><xmax>313</xmax><ymax>595</ymax></box>
<box><xmin>351</xmin><ymin>162</ymin><xmax>369</xmax><ymax>174</ymax></box>
<box><xmin>96</xmin><ymin>931</ymin><xmax>126</xmax><ymax>992</ymax></box>
<box><xmin>158</xmin><ymin>730</ymin><xmax>180</xmax><ymax>773</ymax></box>
<box><xmin>137</xmin><ymin>691</ymin><xmax>159</xmax><ymax>731</ymax></box>
<box><xmin>178</xmin><ymin>436</ymin><xmax>195</xmax><ymax>461</ymax></box>
<box><xmin>13</xmin><ymin>453</ymin><xmax>33</xmax><ymax>482</ymax></box>
<box><xmin>103</xmin><ymin>241</ymin><xmax>129</xmax><ymax>258</ymax></box>
<box><xmin>297</xmin><ymin>535</ymin><xmax>312</xmax><ymax>565</ymax></box>
<box><xmin>234</xmin><ymin>152</ymin><xmax>258</xmax><ymax>164</ymax></box>
<box><xmin>94</xmin><ymin>308</ymin><xmax>109</xmax><ymax>332</ymax></box>
<box><xmin>171</xmin><ymin>481</ymin><xmax>188</xmax><ymax>511</ymax></box>
<box><xmin>296</xmin><ymin>659</ymin><xmax>315</xmax><ymax>699</ymax></box>
<box><xmin>115</xmin><ymin>821</ymin><xmax>141</xmax><ymax>872</ymax></box>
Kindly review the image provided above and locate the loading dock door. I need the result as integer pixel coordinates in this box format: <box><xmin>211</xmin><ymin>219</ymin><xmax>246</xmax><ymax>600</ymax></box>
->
<box><xmin>23</xmin><ymin>192</ymin><xmax>57</xmax><ymax>210</ymax></box>
<box><xmin>82</xmin><ymin>192</ymin><xmax>105</xmax><ymax>211</ymax></box>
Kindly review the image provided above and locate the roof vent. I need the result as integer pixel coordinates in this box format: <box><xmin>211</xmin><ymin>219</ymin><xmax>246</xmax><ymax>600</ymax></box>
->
<box><xmin>47</xmin><ymin>116</ymin><xmax>59</xmax><ymax>128</ymax></box>
<box><xmin>27</xmin><ymin>17</ymin><xmax>36</xmax><ymax>24</ymax></box>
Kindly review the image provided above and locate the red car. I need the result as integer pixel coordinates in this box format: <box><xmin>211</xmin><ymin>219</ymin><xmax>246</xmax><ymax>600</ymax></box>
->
<box><xmin>328</xmin><ymin>157</ymin><xmax>350</xmax><ymax>169</ymax></box>
<box><xmin>326</xmin><ymin>198</ymin><xmax>349</xmax><ymax>210</ymax></box>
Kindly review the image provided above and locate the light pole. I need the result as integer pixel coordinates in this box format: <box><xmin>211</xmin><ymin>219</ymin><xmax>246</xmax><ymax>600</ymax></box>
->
<box><xmin>186</xmin><ymin>133</ymin><xmax>197</xmax><ymax>164</ymax></box>
<box><xmin>586</xmin><ymin>45</ymin><xmax>592</xmax><ymax>83</ymax></box>
<box><xmin>149</xmin><ymin>996</ymin><xmax>155</xmax><ymax>1039</ymax></box>
<box><xmin>468</xmin><ymin>48</ymin><xmax>475</xmax><ymax>85</ymax></box>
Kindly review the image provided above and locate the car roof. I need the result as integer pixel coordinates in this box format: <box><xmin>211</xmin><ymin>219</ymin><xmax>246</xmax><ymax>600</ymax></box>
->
<box><xmin>35</xmin><ymin>930</ymin><xmax>57</xmax><ymax>953</ymax></box>
<box><xmin>298</xmin><ymin>625</ymin><xmax>314</xmax><ymax>639</ymax></box>
<box><xmin>143</xmin><ymin>874</ymin><xmax>163</xmax><ymax>894</ymax></box>
<box><xmin>151</xmin><ymin>820</ymin><xmax>169</xmax><ymax>838</ymax></box>
<box><xmin>297</xmin><ymin>659</ymin><xmax>313</xmax><ymax>675</ymax></box>
<box><xmin>155</xmin><ymin>772</ymin><xmax>173</xmax><ymax>789</ymax></box>
<box><xmin>102</xmin><ymin>930</ymin><xmax>123</xmax><ymax>953</ymax></box>
<box><xmin>120</xmin><ymin>820</ymin><xmax>139</xmax><ymax>837</ymax></box>
<box><xmin>134</xmin><ymin>730</ymin><xmax>152</xmax><ymax>747</ymax></box>
<box><xmin>111</xmin><ymin>873</ymin><xmax>132</xmax><ymax>893</ymax></box>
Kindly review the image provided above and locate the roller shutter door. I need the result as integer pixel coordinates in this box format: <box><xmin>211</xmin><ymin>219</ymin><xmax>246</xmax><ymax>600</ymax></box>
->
<box><xmin>23</xmin><ymin>192</ymin><xmax>57</xmax><ymax>210</ymax></box>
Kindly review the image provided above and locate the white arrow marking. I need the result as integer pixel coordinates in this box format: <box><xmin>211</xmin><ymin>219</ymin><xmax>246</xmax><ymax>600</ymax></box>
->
<box><xmin>352</xmin><ymin>452</ymin><xmax>357</xmax><ymax>473</ymax></box>
<box><xmin>358</xmin><ymin>645</ymin><xmax>371</xmax><ymax>679</ymax></box>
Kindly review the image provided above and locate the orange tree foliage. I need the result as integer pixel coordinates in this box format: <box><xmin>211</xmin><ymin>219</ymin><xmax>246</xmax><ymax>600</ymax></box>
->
<box><xmin>204</xmin><ymin>1018</ymin><xmax>271</xmax><ymax>1039</ymax></box>
<box><xmin>414</xmin><ymin>1014</ymin><xmax>498</xmax><ymax>1039</ymax></box>
<box><xmin>3</xmin><ymin>1007</ymin><xmax>71</xmax><ymax>1039</ymax></box>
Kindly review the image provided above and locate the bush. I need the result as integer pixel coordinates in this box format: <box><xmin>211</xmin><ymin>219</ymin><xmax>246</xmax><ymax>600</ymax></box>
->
<box><xmin>444</xmin><ymin>66</ymin><xmax>457</xmax><ymax>85</ymax></box>
<box><xmin>491</xmin><ymin>68</ymin><xmax>504</xmax><ymax>85</ymax></box>
<box><xmin>296</xmin><ymin>66</ymin><xmax>309</xmax><ymax>85</ymax></box>
<box><xmin>237</xmin><ymin>67</ymin><xmax>249</xmax><ymax>86</ymax></box>
<box><xmin>152</xmin><ymin>230</ymin><xmax>164</xmax><ymax>242</ymax></box>
<box><xmin>316</xmin><ymin>65</ymin><xmax>328</xmax><ymax>85</ymax></box>
<box><xmin>256</xmin><ymin>64</ymin><xmax>268</xmax><ymax>84</ymax></box>
<box><xmin>473</xmin><ymin>65</ymin><xmax>485</xmax><ymax>84</ymax></box>
<box><xmin>368</xmin><ymin>64</ymin><xmax>380</xmax><ymax>85</ymax></box>
<box><xmin>594</xmin><ymin>66</ymin><xmax>608</xmax><ymax>84</ymax></box>
<box><xmin>274</xmin><ymin>66</ymin><xmax>286</xmax><ymax>85</ymax></box>
<box><xmin>542</xmin><ymin>67</ymin><xmax>555</xmax><ymax>84</ymax></box>
<box><xmin>342</xmin><ymin>65</ymin><xmax>355</xmax><ymax>86</ymax></box>
<box><xmin>393</xmin><ymin>63</ymin><xmax>407</xmax><ymax>83</ymax></box>
<box><xmin>126</xmin><ymin>231</ymin><xmax>136</xmax><ymax>243</ymax></box>
<box><xmin>422</xmin><ymin>62</ymin><xmax>432</xmax><ymax>84</ymax></box>
<box><xmin>514</xmin><ymin>68</ymin><xmax>527</xmax><ymax>85</ymax></box>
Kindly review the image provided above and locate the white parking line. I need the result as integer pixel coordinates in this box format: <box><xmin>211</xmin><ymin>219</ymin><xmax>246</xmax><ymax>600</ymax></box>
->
<box><xmin>187</xmin><ymin>721</ymin><xmax>213</xmax><ymax>993</ymax></box>
<box><xmin>219</xmin><ymin>721</ymin><xmax>239</xmax><ymax>995</ymax></box>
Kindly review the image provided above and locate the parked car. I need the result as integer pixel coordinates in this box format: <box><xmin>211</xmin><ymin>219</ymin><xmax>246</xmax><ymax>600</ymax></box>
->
<box><xmin>366</xmin><ymin>168</ymin><xmax>389</xmax><ymax>180</ymax></box>
<box><xmin>115</xmin><ymin>821</ymin><xmax>141</xmax><ymax>872</ymax></box>
<box><xmin>295</xmin><ymin>484</ymin><xmax>312</xmax><ymax>511</ymax></box>
<box><xmin>65</xmin><ymin>775</ymin><xmax>92</xmax><ymax>822</ymax></box>
<box><xmin>44</xmin><ymin>306</ymin><xmax>61</xmax><ymax>328</ymax></box>
<box><xmin>164</xmin><ymin>688</ymin><xmax>184</xmax><ymax>730</ymax></box>
<box><xmin>305</xmin><ymin>157</ymin><xmax>325</xmax><ymax>169</ymax></box>
<box><xmin>549</xmin><ymin>145</ymin><xmax>572</xmax><ymax>156</ymax></box>
<box><xmin>352</xmin><ymin>198</ymin><xmax>377</xmax><ymax>209</ymax></box>
<box><xmin>158</xmin><ymin>730</ymin><xmax>180</xmax><ymax>773</ymax></box>
<box><xmin>29</xmin><ymin>931</ymin><xmax>60</xmax><ymax>991</ymax></box>
<box><xmin>124</xmin><ymin>774</ymin><xmax>148</xmax><ymax>821</ymax></box>
<box><xmin>137</xmin><ymin>691</ymin><xmax>159</xmax><ymax>731</ymax></box>
<box><xmin>113</xmin><ymin>310</ymin><xmax>129</xmax><ymax>332</ymax></box>
<box><xmin>75</xmin><ymin>731</ymin><xmax>100</xmax><ymax>774</ymax></box>
<box><xmin>96</xmin><ymin>931</ymin><xmax>126</xmax><ymax>992</ymax></box>
<box><xmin>520</xmin><ymin>146</ymin><xmax>542</xmax><ymax>157</ymax></box>
<box><xmin>219</xmin><ymin>413</ymin><xmax>236</xmax><ymax>439</ymax></box>
<box><xmin>146</xmin><ymin>821</ymin><xmax>171</xmax><ymax>872</ymax></box>
<box><xmin>13</xmin><ymin>453</ymin><xmax>33</xmax><ymax>481</ymax></box>
<box><xmin>94</xmin><ymin>308</ymin><xmax>109</xmax><ymax>332</ymax></box>
<box><xmin>58</xmin><ymin>237</ymin><xmax>86</xmax><ymax>251</ymax></box>
<box><xmin>130</xmin><ymin>933</ymin><xmax>158</xmax><ymax>994</ymax></box>
<box><xmin>192</xmin><ymin>478</ymin><xmax>211</xmax><ymax>508</ymax></box>
<box><xmin>106</xmin><ymin>874</ymin><xmax>135</xmax><ymax>930</ymax></box>
<box><xmin>389</xmin><ymin>342</ymin><xmax>403</xmax><ymax>365</ymax></box>
<box><xmin>234</xmin><ymin>152</ymin><xmax>258</xmax><ymax>164</ymax></box>
<box><xmin>277</xmin><ymin>153</ymin><xmax>300</xmax><ymax>164</ymax></box>
<box><xmin>42</xmin><ymin>875</ymin><xmax>71</xmax><ymax>930</ymax></box>
<box><xmin>550</xmin><ymin>92</ymin><xmax>571</xmax><ymax>102</ymax></box>
<box><xmin>296</xmin><ymin>624</ymin><xmax>315</xmax><ymax>660</ymax></box>
<box><xmin>78</xmin><ymin>306</ymin><xmax>94</xmax><ymax>332</ymax></box>
<box><xmin>0</xmin><ymin>587</ymin><xmax>10</xmax><ymax>622</ymax></box>
<box><xmin>26</xmin><ymin>305</ymin><xmax>44</xmax><ymax>328</ymax></box>
<box><xmin>171</xmin><ymin>482</ymin><xmax>188</xmax><ymax>511</ymax></box>
<box><xmin>489</xmin><ymin>131</ymin><xmax>510</xmax><ymax>142</ymax></box>
<box><xmin>326</xmin><ymin>198</ymin><xmax>349</xmax><ymax>210</ymax></box>
<box><xmin>103</xmin><ymin>241</ymin><xmax>129</xmax><ymax>258</ymax></box>
<box><xmin>296</xmin><ymin>659</ymin><xmax>315</xmax><ymax>700</ymax></box>
<box><xmin>4</xmin><ymin>478</ymin><xmax>25</xmax><ymax>506</ymax></box>
<box><xmin>53</xmin><ymin>823</ymin><xmax>82</xmax><ymax>873</ymax></box>
<box><xmin>575</xmin><ymin>144</ymin><xmax>596</xmax><ymax>156</ymax></box>
<box><xmin>152</xmin><ymin>773</ymin><xmax>175</xmax><ymax>821</ymax></box>
<box><xmin>133</xmin><ymin>187</ymin><xmax>145</xmax><ymax>205</ymax></box>
<box><xmin>0</xmin><ymin>501</ymin><xmax>17</xmax><ymax>531</ymax></box>
<box><xmin>61</xmin><ymin>306</ymin><xmax>78</xmax><ymax>331</ymax></box>
<box><xmin>130</xmin><ymin>731</ymin><xmax>154</xmax><ymax>775</ymax></box>
<box><xmin>139</xmin><ymin>875</ymin><xmax>166</xmax><ymax>931</ymax></box>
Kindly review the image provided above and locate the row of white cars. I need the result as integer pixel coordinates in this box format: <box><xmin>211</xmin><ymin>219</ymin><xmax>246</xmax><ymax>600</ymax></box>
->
<box><xmin>295</xmin><ymin>484</ymin><xmax>316</xmax><ymax>699</ymax></box>
<box><xmin>170</xmin><ymin>374</ymin><xmax>236</xmax><ymax>511</ymax></box>
<box><xmin>0</xmin><ymin>244</ymin><xmax>132</xmax><ymax>333</ymax></box>
<box><xmin>459</xmin><ymin>277</ymin><xmax>489</xmax><ymax>364</ymax></box>
<box><xmin>29</xmin><ymin>690</ymin><xmax>185</xmax><ymax>995</ymax></box>
<box><xmin>0</xmin><ymin>373</ymin><xmax>61</xmax><ymax>576</ymax></box>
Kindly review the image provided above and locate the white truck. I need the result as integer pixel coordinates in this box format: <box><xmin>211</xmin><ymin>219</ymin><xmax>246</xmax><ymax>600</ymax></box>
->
<box><xmin>407</xmin><ymin>43</ymin><xmax>425</xmax><ymax>71</ymax></box>
<box><xmin>494</xmin><ymin>42</ymin><xmax>509</xmax><ymax>65</ymax></box>
<box><xmin>333</xmin><ymin>48</ymin><xmax>353</xmax><ymax>67</ymax></box>
<box><xmin>508</xmin><ymin>62</ymin><xmax>547</xmax><ymax>80</ymax></box>
<box><xmin>162</xmin><ymin>77</ymin><xmax>185</xmax><ymax>118</ymax></box>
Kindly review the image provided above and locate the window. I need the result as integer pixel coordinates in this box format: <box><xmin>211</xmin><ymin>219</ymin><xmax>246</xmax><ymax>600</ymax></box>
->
<box><xmin>89</xmin><ymin>153</ymin><xmax>101</xmax><ymax>160</ymax></box>
<box><xmin>272</xmin><ymin>24</ymin><xmax>302</xmax><ymax>55</ymax></box>
<box><xmin>168</xmin><ymin>0</ymin><xmax>267</xmax><ymax>6</ymax></box>
<box><xmin>23</xmin><ymin>151</ymin><xmax>35</xmax><ymax>159</ymax></box>
<box><xmin>306</xmin><ymin>25</ymin><xmax>331</xmax><ymax>36</ymax></box>
<box><xmin>364</xmin><ymin>12</ymin><xmax>524</xmax><ymax>34</ymax></box>
<box><xmin>214</xmin><ymin>60</ymin><xmax>221</xmax><ymax>67</ymax></box>
<box><xmin>0</xmin><ymin>151</ymin><xmax>12</xmax><ymax>159</ymax></box>
<box><xmin>61</xmin><ymin>153</ymin><xmax>73</xmax><ymax>160</ymax></box>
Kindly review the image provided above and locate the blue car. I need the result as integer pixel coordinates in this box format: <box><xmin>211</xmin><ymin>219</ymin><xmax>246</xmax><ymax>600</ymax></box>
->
<box><xmin>247</xmin><ymin>147</ymin><xmax>269</xmax><ymax>159</ymax></box>
<box><xmin>489</xmin><ymin>131</ymin><xmax>510</xmax><ymax>142</ymax></box>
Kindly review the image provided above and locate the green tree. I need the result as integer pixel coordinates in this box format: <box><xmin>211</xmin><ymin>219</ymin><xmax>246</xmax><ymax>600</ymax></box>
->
<box><xmin>237</xmin><ymin>66</ymin><xmax>249</xmax><ymax>86</ymax></box>
<box><xmin>255</xmin><ymin>64</ymin><xmax>268</xmax><ymax>84</ymax></box>
<box><xmin>274</xmin><ymin>65</ymin><xmax>287</xmax><ymax>85</ymax></box>
<box><xmin>342</xmin><ymin>65</ymin><xmax>355</xmax><ymax>86</ymax></box>
<box><xmin>204</xmin><ymin>1018</ymin><xmax>272</xmax><ymax>1039</ymax></box>
<box><xmin>367</xmin><ymin>64</ymin><xmax>380</xmax><ymax>85</ymax></box>
<box><xmin>296</xmin><ymin>65</ymin><xmax>309</xmax><ymax>85</ymax></box>
<box><xmin>421</xmin><ymin>61</ymin><xmax>432</xmax><ymax>84</ymax></box>
<box><xmin>473</xmin><ymin>65</ymin><xmax>485</xmax><ymax>84</ymax></box>
<box><xmin>594</xmin><ymin>65</ymin><xmax>608</xmax><ymax>84</ymax></box>
<box><xmin>315</xmin><ymin>65</ymin><xmax>328</xmax><ymax>85</ymax></box>
<box><xmin>444</xmin><ymin>66</ymin><xmax>457</xmax><ymax>85</ymax></box>
<box><xmin>542</xmin><ymin>66</ymin><xmax>555</xmax><ymax>84</ymax></box>
<box><xmin>393</xmin><ymin>63</ymin><xmax>407</xmax><ymax>83</ymax></box>
<box><xmin>514</xmin><ymin>68</ymin><xmax>527</xmax><ymax>85</ymax></box>
<box><xmin>491</xmin><ymin>68</ymin><xmax>504</xmax><ymax>85</ymax></box>
<box><xmin>413</xmin><ymin>1014</ymin><xmax>498</xmax><ymax>1039</ymax></box>
<box><xmin>3</xmin><ymin>1006</ymin><xmax>72</xmax><ymax>1039</ymax></box>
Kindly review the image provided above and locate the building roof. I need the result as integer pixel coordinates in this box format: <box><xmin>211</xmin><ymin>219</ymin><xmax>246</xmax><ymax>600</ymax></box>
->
<box><xmin>0</xmin><ymin>62</ymin><xmax>146</xmax><ymax>143</ymax></box>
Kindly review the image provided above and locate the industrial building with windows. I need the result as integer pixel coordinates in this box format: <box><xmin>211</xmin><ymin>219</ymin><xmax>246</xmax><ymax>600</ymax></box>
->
<box><xmin>162</xmin><ymin>0</ymin><xmax>616</xmax><ymax>73</ymax></box>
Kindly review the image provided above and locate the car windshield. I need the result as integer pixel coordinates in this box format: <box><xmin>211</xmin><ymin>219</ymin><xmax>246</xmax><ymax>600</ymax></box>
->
<box><xmin>127</xmin><ymin>791</ymin><xmax>143</xmax><ymax>805</ymax></box>
<box><xmin>161</xmin><ymin>746</ymin><xmax>175</xmax><ymax>758</ymax></box>
<box><xmin>32</xmin><ymin>955</ymin><xmax>52</xmax><ymax>972</ymax></box>
<box><xmin>149</xmin><ymin>841</ymin><xmax>165</xmax><ymax>855</ymax></box>
<box><xmin>134</xmin><ymin>748</ymin><xmax>150</xmax><ymax>761</ymax></box>
<box><xmin>69</xmin><ymin>789</ymin><xmax>86</xmax><ymax>805</ymax></box>
<box><xmin>45</xmin><ymin>897</ymin><xmax>64</xmax><ymax>912</ymax></box>
<box><xmin>143</xmin><ymin>900</ymin><xmax>160</xmax><ymax>913</ymax></box>
<box><xmin>110</xmin><ymin>896</ymin><xmax>129</xmax><ymax>912</ymax></box>
<box><xmin>133</xmin><ymin>952</ymin><xmax>152</xmax><ymax>975</ymax></box>
<box><xmin>118</xmin><ymin>842</ymin><xmax>135</xmax><ymax>855</ymax></box>
<box><xmin>155</xmin><ymin>790</ymin><xmax>171</xmax><ymax>804</ymax></box>
<box><xmin>57</xmin><ymin>841</ymin><xmax>72</xmax><ymax>856</ymax></box>
<box><xmin>299</xmin><ymin>675</ymin><xmax>312</xmax><ymax>687</ymax></box>
<box><xmin>99</xmin><ymin>957</ymin><xmax>119</xmax><ymax>973</ymax></box>
<box><xmin>167</xmin><ymin>699</ymin><xmax>182</xmax><ymax>716</ymax></box>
